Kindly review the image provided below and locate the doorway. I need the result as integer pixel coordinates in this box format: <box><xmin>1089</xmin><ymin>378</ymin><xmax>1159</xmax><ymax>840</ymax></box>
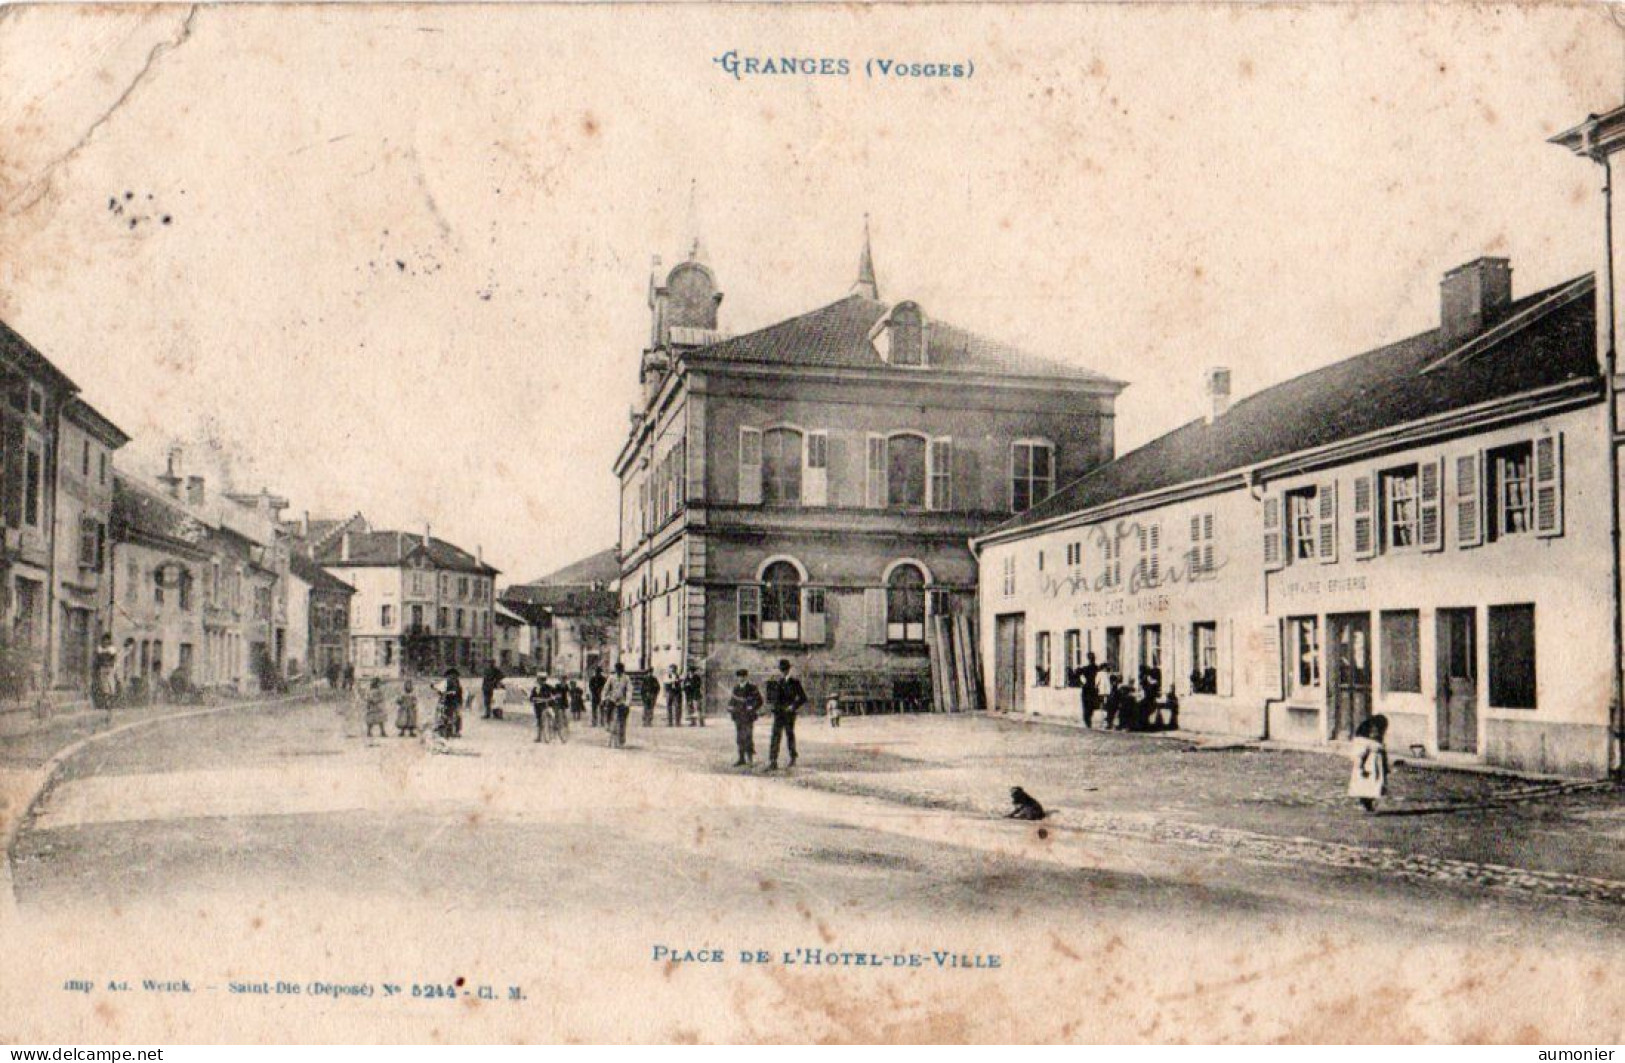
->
<box><xmin>1435</xmin><ymin>608</ymin><xmax>1478</xmax><ymax>753</ymax></box>
<box><xmin>994</xmin><ymin>613</ymin><xmax>1026</xmax><ymax>714</ymax></box>
<box><xmin>1327</xmin><ymin>612</ymin><xmax>1371</xmax><ymax>741</ymax></box>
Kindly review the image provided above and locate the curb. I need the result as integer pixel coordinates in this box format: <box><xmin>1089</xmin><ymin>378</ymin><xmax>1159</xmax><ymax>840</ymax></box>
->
<box><xmin>0</xmin><ymin>693</ymin><xmax>314</xmax><ymax>921</ymax></box>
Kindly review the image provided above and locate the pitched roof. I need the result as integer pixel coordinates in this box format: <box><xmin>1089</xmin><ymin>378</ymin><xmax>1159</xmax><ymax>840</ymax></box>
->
<box><xmin>497</xmin><ymin>598</ymin><xmax>551</xmax><ymax>626</ymax></box>
<box><xmin>987</xmin><ymin>273</ymin><xmax>1599</xmax><ymax>538</ymax></box>
<box><xmin>0</xmin><ymin>318</ymin><xmax>79</xmax><ymax>394</ymax></box>
<box><xmin>527</xmin><ymin>546</ymin><xmax>618</xmax><ymax>587</ymax></box>
<box><xmin>314</xmin><ymin>529</ymin><xmax>499</xmax><ymax>575</ymax></box>
<box><xmin>502</xmin><ymin>583</ymin><xmax>616</xmax><ymax>618</ymax></box>
<box><xmin>685</xmin><ymin>294</ymin><xmax>1122</xmax><ymax>385</ymax></box>
<box><xmin>111</xmin><ymin>477</ymin><xmax>209</xmax><ymax>555</ymax></box>
<box><xmin>289</xmin><ymin>552</ymin><xmax>356</xmax><ymax>595</ymax></box>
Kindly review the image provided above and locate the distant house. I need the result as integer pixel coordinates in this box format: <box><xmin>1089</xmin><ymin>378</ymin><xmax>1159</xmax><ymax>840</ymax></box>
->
<box><xmin>312</xmin><ymin>518</ymin><xmax>499</xmax><ymax>680</ymax></box>
<box><xmin>502</xmin><ymin>546</ymin><xmax>617</xmax><ymax>679</ymax></box>
<box><xmin>287</xmin><ymin>552</ymin><xmax>354</xmax><ymax>683</ymax></box>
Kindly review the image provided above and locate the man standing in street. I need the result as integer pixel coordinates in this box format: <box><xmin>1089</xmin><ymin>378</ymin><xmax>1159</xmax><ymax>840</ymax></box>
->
<box><xmin>765</xmin><ymin>658</ymin><xmax>807</xmax><ymax>771</ymax></box>
<box><xmin>1078</xmin><ymin>651</ymin><xmax>1102</xmax><ymax>729</ymax></box>
<box><xmin>727</xmin><ymin>669</ymin><xmax>762</xmax><ymax>767</ymax></box>
<box><xmin>605</xmin><ymin>662</ymin><xmax>632</xmax><ymax>748</ymax></box>
<box><xmin>684</xmin><ymin>666</ymin><xmax>704</xmax><ymax>727</ymax></box>
<box><xmin>664</xmin><ymin>664</ymin><xmax>684</xmax><ymax>727</ymax></box>
<box><xmin>588</xmin><ymin>665</ymin><xmax>607</xmax><ymax>728</ymax></box>
<box><xmin>640</xmin><ymin>672</ymin><xmax>658</xmax><ymax>728</ymax></box>
<box><xmin>481</xmin><ymin>660</ymin><xmax>505</xmax><ymax>719</ymax></box>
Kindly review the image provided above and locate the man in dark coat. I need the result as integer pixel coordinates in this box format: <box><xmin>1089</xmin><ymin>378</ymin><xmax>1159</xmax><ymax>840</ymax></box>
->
<box><xmin>640</xmin><ymin>672</ymin><xmax>658</xmax><ymax>727</ymax></box>
<box><xmin>588</xmin><ymin>666</ymin><xmax>607</xmax><ymax>727</ymax></box>
<box><xmin>481</xmin><ymin>661</ymin><xmax>505</xmax><ymax>719</ymax></box>
<box><xmin>684</xmin><ymin>667</ymin><xmax>704</xmax><ymax>727</ymax></box>
<box><xmin>765</xmin><ymin>658</ymin><xmax>807</xmax><ymax>771</ymax></box>
<box><xmin>727</xmin><ymin>669</ymin><xmax>762</xmax><ymax>767</ymax></box>
<box><xmin>1078</xmin><ymin>652</ymin><xmax>1102</xmax><ymax>729</ymax></box>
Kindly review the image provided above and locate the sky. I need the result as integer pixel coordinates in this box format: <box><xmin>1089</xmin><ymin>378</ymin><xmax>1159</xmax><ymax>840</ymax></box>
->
<box><xmin>0</xmin><ymin>3</ymin><xmax>1620</xmax><ymax>582</ymax></box>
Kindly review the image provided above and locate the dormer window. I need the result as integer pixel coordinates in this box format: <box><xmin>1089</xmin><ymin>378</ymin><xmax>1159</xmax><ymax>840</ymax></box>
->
<box><xmin>873</xmin><ymin>302</ymin><xmax>927</xmax><ymax>367</ymax></box>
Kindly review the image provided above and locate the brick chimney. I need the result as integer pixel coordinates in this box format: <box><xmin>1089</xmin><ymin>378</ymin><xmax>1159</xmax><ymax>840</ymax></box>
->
<box><xmin>1440</xmin><ymin>258</ymin><xmax>1512</xmax><ymax>345</ymax></box>
<box><xmin>1205</xmin><ymin>367</ymin><xmax>1232</xmax><ymax>422</ymax></box>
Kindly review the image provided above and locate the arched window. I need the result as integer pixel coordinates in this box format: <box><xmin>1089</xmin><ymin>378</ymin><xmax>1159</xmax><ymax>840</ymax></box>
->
<box><xmin>762</xmin><ymin>428</ymin><xmax>803</xmax><ymax>505</ymax></box>
<box><xmin>886</xmin><ymin>563</ymin><xmax>927</xmax><ymax>642</ymax></box>
<box><xmin>761</xmin><ymin>560</ymin><xmax>802</xmax><ymax>642</ymax></box>
<box><xmin>887</xmin><ymin>433</ymin><xmax>926</xmax><ymax>508</ymax></box>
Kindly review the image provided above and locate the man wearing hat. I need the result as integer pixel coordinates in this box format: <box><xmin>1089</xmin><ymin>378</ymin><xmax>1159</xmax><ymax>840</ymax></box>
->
<box><xmin>727</xmin><ymin>669</ymin><xmax>763</xmax><ymax>767</ymax></box>
<box><xmin>764</xmin><ymin>658</ymin><xmax>807</xmax><ymax>771</ymax></box>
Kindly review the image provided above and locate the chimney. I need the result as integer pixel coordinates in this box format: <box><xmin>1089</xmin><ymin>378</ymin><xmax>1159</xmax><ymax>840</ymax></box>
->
<box><xmin>302</xmin><ymin>511</ymin><xmax>310</xmax><ymax>537</ymax></box>
<box><xmin>159</xmin><ymin>446</ymin><xmax>184</xmax><ymax>498</ymax></box>
<box><xmin>186</xmin><ymin>475</ymin><xmax>205</xmax><ymax>506</ymax></box>
<box><xmin>341</xmin><ymin>531</ymin><xmax>352</xmax><ymax>562</ymax></box>
<box><xmin>1440</xmin><ymin>257</ymin><xmax>1512</xmax><ymax>345</ymax></box>
<box><xmin>423</xmin><ymin>523</ymin><xmax>431</xmax><ymax>547</ymax></box>
<box><xmin>1205</xmin><ymin>367</ymin><xmax>1232</xmax><ymax>421</ymax></box>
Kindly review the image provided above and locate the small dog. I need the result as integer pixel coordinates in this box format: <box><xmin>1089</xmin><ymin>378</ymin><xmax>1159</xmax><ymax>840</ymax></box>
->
<box><xmin>1006</xmin><ymin>786</ymin><xmax>1047</xmax><ymax>821</ymax></box>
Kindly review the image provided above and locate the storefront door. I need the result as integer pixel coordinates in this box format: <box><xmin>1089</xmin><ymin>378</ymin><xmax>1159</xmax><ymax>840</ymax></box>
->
<box><xmin>1435</xmin><ymin>608</ymin><xmax>1478</xmax><ymax>753</ymax></box>
<box><xmin>1328</xmin><ymin>613</ymin><xmax>1371</xmax><ymax>741</ymax></box>
<box><xmin>994</xmin><ymin>614</ymin><xmax>1026</xmax><ymax>714</ymax></box>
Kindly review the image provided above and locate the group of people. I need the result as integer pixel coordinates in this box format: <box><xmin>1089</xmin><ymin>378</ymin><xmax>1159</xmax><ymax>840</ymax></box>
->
<box><xmin>725</xmin><ymin>658</ymin><xmax>808</xmax><ymax>770</ymax></box>
<box><xmin>359</xmin><ymin>667</ymin><xmax>467</xmax><ymax>741</ymax></box>
<box><xmin>1070</xmin><ymin>653</ymin><xmax>1180</xmax><ymax>733</ymax></box>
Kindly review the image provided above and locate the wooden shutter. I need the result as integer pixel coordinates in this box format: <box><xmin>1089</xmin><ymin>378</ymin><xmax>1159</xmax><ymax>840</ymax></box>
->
<box><xmin>737</xmin><ymin>428</ymin><xmax>762</xmax><ymax>505</ymax></box>
<box><xmin>1534</xmin><ymin>432</ymin><xmax>1564</xmax><ymax>538</ymax></box>
<box><xmin>1262</xmin><ymin>495</ymin><xmax>1284</xmax><ymax>571</ymax></box>
<box><xmin>1316</xmin><ymin>481</ymin><xmax>1338</xmax><ymax>564</ymax></box>
<box><xmin>1419</xmin><ymin>457</ymin><xmax>1444</xmax><ymax>552</ymax></box>
<box><xmin>865</xmin><ymin>435</ymin><xmax>886</xmax><ymax>509</ymax></box>
<box><xmin>801</xmin><ymin>588</ymin><xmax>826</xmax><ymax>644</ymax></box>
<box><xmin>1218</xmin><ymin>618</ymin><xmax>1235</xmax><ymax>697</ymax></box>
<box><xmin>929</xmin><ymin>437</ymin><xmax>953</xmax><ymax>511</ymax></box>
<box><xmin>863</xmin><ymin>588</ymin><xmax>888</xmax><ymax>645</ymax></box>
<box><xmin>1147</xmin><ymin>522</ymin><xmax>1161</xmax><ymax>584</ymax></box>
<box><xmin>803</xmin><ymin>432</ymin><xmax>828</xmax><ymax>507</ymax></box>
<box><xmin>1352</xmin><ymin>473</ymin><xmax>1376</xmax><ymax>559</ymax></box>
<box><xmin>1201</xmin><ymin>513</ymin><xmax>1215</xmax><ymax>574</ymax></box>
<box><xmin>1455</xmin><ymin>451</ymin><xmax>1484</xmax><ymax>548</ymax></box>
<box><xmin>1</xmin><ymin>412</ymin><xmax>24</xmax><ymax>528</ymax></box>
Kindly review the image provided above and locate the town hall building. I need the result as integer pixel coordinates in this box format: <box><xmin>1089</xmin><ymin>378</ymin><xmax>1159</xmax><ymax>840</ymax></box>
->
<box><xmin>614</xmin><ymin>225</ymin><xmax>1125</xmax><ymax>714</ymax></box>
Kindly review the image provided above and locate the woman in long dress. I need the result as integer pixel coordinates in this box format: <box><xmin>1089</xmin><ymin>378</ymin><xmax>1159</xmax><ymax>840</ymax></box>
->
<box><xmin>1348</xmin><ymin>714</ymin><xmax>1391</xmax><ymax>813</ymax></box>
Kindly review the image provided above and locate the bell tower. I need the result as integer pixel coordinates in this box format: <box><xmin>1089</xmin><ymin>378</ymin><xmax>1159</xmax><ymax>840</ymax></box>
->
<box><xmin>642</xmin><ymin>183</ymin><xmax>725</xmax><ymax>406</ymax></box>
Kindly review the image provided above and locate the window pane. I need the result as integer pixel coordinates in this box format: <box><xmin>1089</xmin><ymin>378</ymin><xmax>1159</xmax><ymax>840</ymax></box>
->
<box><xmin>1380</xmin><ymin>610</ymin><xmax>1421</xmax><ymax>693</ymax></box>
<box><xmin>887</xmin><ymin>435</ymin><xmax>926</xmax><ymax>507</ymax></box>
<box><xmin>762</xmin><ymin>429</ymin><xmax>803</xmax><ymax>504</ymax></box>
<box><xmin>1488</xmin><ymin>604</ymin><xmax>1536</xmax><ymax>709</ymax></box>
<box><xmin>886</xmin><ymin>564</ymin><xmax>926</xmax><ymax>636</ymax></box>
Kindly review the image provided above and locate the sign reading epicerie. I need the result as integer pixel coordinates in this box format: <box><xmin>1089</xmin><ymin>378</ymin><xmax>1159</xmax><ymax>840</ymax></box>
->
<box><xmin>712</xmin><ymin>51</ymin><xmax>975</xmax><ymax>81</ymax></box>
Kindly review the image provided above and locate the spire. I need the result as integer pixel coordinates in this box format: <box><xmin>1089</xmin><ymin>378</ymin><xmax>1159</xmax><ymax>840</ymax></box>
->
<box><xmin>852</xmin><ymin>214</ymin><xmax>879</xmax><ymax>300</ymax></box>
<box><xmin>684</xmin><ymin>179</ymin><xmax>707</xmax><ymax>264</ymax></box>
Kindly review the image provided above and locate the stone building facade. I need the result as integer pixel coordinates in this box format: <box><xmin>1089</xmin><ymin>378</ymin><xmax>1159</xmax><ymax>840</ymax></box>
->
<box><xmin>614</xmin><ymin>230</ymin><xmax>1123</xmax><ymax>713</ymax></box>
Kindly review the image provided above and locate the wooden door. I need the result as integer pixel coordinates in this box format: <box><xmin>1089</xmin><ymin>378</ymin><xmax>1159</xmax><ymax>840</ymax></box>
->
<box><xmin>1435</xmin><ymin>608</ymin><xmax>1478</xmax><ymax>753</ymax></box>
<box><xmin>1328</xmin><ymin>613</ymin><xmax>1371</xmax><ymax>741</ymax></box>
<box><xmin>994</xmin><ymin>614</ymin><xmax>1026</xmax><ymax>714</ymax></box>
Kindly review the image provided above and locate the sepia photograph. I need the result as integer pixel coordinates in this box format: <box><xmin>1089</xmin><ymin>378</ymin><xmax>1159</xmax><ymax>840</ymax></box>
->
<box><xmin>0</xmin><ymin>0</ymin><xmax>1622</xmax><ymax>1046</ymax></box>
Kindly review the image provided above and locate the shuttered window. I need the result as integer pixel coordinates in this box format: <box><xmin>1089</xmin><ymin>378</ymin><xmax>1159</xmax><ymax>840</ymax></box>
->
<box><xmin>1262</xmin><ymin>495</ymin><xmax>1284</xmax><ymax>571</ymax></box>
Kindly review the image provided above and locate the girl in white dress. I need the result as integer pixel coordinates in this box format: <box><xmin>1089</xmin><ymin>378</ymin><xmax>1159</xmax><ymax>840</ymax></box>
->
<box><xmin>1348</xmin><ymin>714</ymin><xmax>1391</xmax><ymax>813</ymax></box>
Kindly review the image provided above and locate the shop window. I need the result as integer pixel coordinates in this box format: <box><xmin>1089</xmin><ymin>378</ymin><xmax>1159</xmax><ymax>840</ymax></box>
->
<box><xmin>1011</xmin><ymin>441</ymin><xmax>1054</xmax><ymax>513</ymax></box>
<box><xmin>1191</xmin><ymin>622</ymin><xmax>1218</xmax><ymax>694</ymax></box>
<box><xmin>1103</xmin><ymin>626</ymin><xmax>1123</xmax><ymax>676</ymax></box>
<box><xmin>886</xmin><ymin>563</ymin><xmax>926</xmax><ymax>642</ymax></box>
<box><xmin>1289</xmin><ymin>616</ymin><xmax>1321</xmax><ymax>695</ymax></box>
<box><xmin>1139</xmin><ymin>624</ymin><xmax>1162</xmax><ymax>673</ymax></box>
<box><xmin>1063</xmin><ymin>630</ymin><xmax>1082</xmax><ymax>684</ymax></box>
<box><xmin>1380</xmin><ymin>610</ymin><xmax>1421</xmax><ymax>694</ymax></box>
<box><xmin>1488</xmin><ymin>442</ymin><xmax>1534</xmax><ymax>539</ymax></box>
<box><xmin>1034</xmin><ymin>631</ymin><xmax>1052</xmax><ymax>686</ymax></box>
<box><xmin>1488</xmin><ymin>604</ymin><xmax>1536</xmax><ymax>709</ymax></box>
<box><xmin>760</xmin><ymin>561</ymin><xmax>801</xmax><ymax>642</ymax></box>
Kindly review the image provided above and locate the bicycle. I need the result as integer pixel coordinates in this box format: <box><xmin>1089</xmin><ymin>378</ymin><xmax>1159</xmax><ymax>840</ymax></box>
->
<box><xmin>538</xmin><ymin>699</ymin><xmax>569</xmax><ymax>744</ymax></box>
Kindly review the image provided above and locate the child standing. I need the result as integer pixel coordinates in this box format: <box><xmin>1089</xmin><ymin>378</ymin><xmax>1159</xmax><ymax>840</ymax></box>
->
<box><xmin>395</xmin><ymin>681</ymin><xmax>420</xmax><ymax>738</ymax></box>
<box><xmin>1349</xmin><ymin>714</ymin><xmax>1391</xmax><ymax>813</ymax></box>
<box><xmin>363</xmin><ymin>678</ymin><xmax>388</xmax><ymax>738</ymax></box>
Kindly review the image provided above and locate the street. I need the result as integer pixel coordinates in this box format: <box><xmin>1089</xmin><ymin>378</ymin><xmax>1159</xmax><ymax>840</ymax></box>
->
<box><xmin>2</xmin><ymin>696</ymin><xmax>1622</xmax><ymax>1043</ymax></box>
